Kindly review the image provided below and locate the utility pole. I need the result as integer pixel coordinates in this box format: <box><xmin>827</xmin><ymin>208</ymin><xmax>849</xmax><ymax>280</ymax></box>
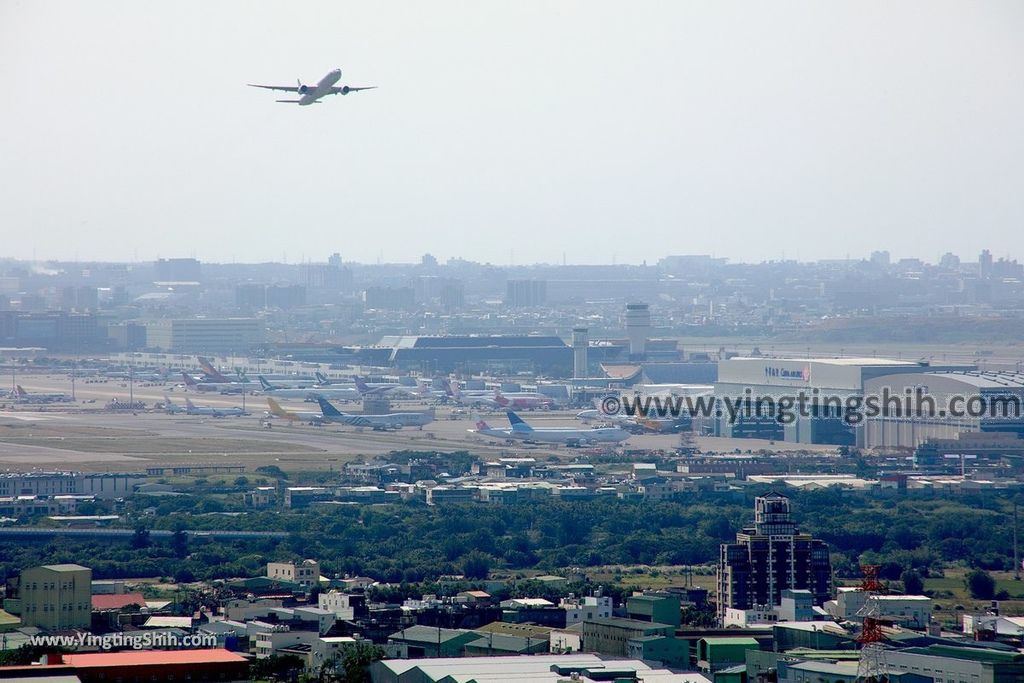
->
<box><xmin>1015</xmin><ymin>502</ymin><xmax>1020</xmax><ymax>581</ymax></box>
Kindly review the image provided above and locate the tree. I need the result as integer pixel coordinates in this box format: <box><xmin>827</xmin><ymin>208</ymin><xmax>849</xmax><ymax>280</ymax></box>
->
<box><xmin>966</xmin><ymin>569</ymin><xmax>996</xmax><ymax>600</ymax></box>
<box><xmin>339</xmin><ymin>642</ymin><xmax>386</xmax><ymax>683</ymax></box>
<box><xmin>901</xmin><ymin>569</ymin><xmax>924</xmax><ymax>595</ymax></box>
<box><xmin>171</xmin><ymin>529</ymin><xmax>189</xmax><ymax>559</ymax></box>
<box><xmin>461</xmin><ymin>550</ymin><xmax>492</xmax><ymax>580</ymax></box>
<box><xmin>130</xmin><ymin>526</ymin><xmax>151</xmax><ymax>549</ymax></box>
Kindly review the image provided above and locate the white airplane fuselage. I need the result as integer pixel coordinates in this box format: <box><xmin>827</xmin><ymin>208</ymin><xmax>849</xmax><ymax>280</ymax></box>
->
<box><xmin>299</xmin><ymin>69</ymin><xmax>342</xmax><ymax>105</ymax></box>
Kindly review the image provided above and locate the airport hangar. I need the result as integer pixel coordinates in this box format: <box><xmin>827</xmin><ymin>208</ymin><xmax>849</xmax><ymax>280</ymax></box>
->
<box><xmin>863</xmin><ymin>369</ymin><xmax>1024</xmax><ymax>449</ymax></box>
<box><xmin>713</xmin><ymin>357</ymin><xmax>975</xmax><ymax>447</ymax></box>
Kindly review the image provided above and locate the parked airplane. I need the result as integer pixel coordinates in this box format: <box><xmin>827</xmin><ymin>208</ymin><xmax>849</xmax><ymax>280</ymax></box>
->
<box><xmin>353</xmin><ymin>377</ymin><xmax>418</xmax><ymax>398</ymax></box>
<box><xmin>197</xmin><ymin>357</ymin><xmax>231</xmax><ymax>383</ymax></box>
<box><xmin>265</xmin><ymin>398</ymin><xmax>324</xmax><ymax>425</ymax></box>
<box><xmin>160</xmin><ymin>395</ymin><xmax>187</xmax><ymax>414</ymax></box>
<box><xmin>315</xmin><ymin>397</ymin><xmax>433</xmax><ymax>430</ymax></box>
<box><xmin>11</xmin><ymin>385</ymin><xmax>73</xmax><ymax>403</ymax></box>
<box><xmin>416</xmin><ymin>378</ymin><xmax>452</xmax><ymax>400</ymax></box>
<box><xmin>184</xmin><ymin>398</ymin><xmax>246</xmax><ymax>417</ymax></box>
<box><xmin>258</xmin><ymin>376</ymin><xmax>361</xmax><ymax>401</ymax></box>
<box><xmin>575</xmin><ymin>409</ymin><xmax>637</xmax><ymax>426</ymax></box>
<box><xmin>180</xmin><ymin>371</ymin><xmax>255</xmax><ymax>394</ymax></box>
<box><xmin>449</xmin><ymin>383</ymin><xmax>502</xmax><ymax>408</ymax></box>
<box><xmin>494</xmin><ymin>390</ymin><xmax>554</xmax><ymax>410</ymax></box>
<box><xmin>471</xmin><ymin>411</ymin><xmax>630</xmax><ymax>446</ymax></box>
<box><xmin>248</xmin><ymin>68</ymin><xmax>376</xmax><ymax>105</ymax></box>
<box><xmin>256</xmin><ymin>376</ymin><xmax>360</xmax><ymax>403</ymax></box>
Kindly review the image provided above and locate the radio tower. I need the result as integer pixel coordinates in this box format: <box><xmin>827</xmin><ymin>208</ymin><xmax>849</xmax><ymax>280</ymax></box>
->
<box><xmin>856</xmin><ymin>565</ymin><xmax>888</xmax><ymax>683</ymax></box>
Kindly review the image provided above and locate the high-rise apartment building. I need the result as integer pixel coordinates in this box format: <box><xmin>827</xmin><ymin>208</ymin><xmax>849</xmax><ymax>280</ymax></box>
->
<box><xmin>717</xmin><ymin>493</ymin><xmax>831</xmax><ymax>622</ymax></box>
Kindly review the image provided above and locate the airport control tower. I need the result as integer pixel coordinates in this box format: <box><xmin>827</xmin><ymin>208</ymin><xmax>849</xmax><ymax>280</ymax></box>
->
<box><xmin>624</xmin><ymin>302</ymin><xmax>651</xmax><ymax>360</ymax></box>
<box><xmin>572</xmin><ymin>327</ymin><xmax>589</xmax><ymax>378</ymax></box>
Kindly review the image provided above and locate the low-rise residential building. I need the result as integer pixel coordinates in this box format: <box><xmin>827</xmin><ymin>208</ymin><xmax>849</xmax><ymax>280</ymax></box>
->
<box><xmin>18</xmin><ymin>564</ymin><xmax>92</xmax><ymax>630</ymax></box>
<box><xmin>266</xmin><ymin>560</ymin><xmax>320</xmax><ymax>589</ymax></box>
<box><xmin>560</xmin><ymin>594</ymin><xmax>612</xmax><ymax>625</ymax></box>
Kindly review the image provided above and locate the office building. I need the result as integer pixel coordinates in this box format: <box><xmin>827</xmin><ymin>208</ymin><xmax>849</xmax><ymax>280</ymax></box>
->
<box><xmin>144</xmin><ymin>318</ymin><xmax>264</xmax><ymax>353</ymax></box>
<box><xmin>506</xmin><ymin>279</ymin><xmax>547</xmax><ymax>307</ymax></box>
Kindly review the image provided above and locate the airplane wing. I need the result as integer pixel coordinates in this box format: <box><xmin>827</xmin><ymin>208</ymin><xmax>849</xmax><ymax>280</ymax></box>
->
<box><xmin>247</xmin><ymin>84</ymin><xmax>301</xmax><ymax>92</ymax></box>
<box><xmin>328</xmin><ymin>86</ymin><xmax>377</xmax><ymax>94</ymax></box>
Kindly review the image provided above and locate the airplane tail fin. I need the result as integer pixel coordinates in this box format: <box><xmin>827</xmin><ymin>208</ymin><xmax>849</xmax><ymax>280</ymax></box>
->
<box><xmin>15</xmin><ymin>385</ymin><xmax>27</xmax><ymax>397</ymax></box>
<box><xmin>197</xmin><ymin>357</ymin><xmax>229</xmax><ymax>382</ymax></box>
<box><xmin>266</xmin><ymin>397</ymin><xmax>286</xmax><ymax>416</ymax></box>
<box><xmin>181</xmin><ymin>371</ymin><xmax>197</xmax><ymax>387</ymax></box>
<box><xmin>258</xmin><ymin>375</ymin><xmax>273</xmax><ymax>391</ymax></box>
<box><xmin>315</xmin><ymin>371</ymin><xmax>330</xmax><ymax>385</ymax></box>
<box><xmin>316</xmin><ymin>396</ymin><xmax>343</xmax><ymax>417</ymax></box>
<box><xmin>353</xmin><ymin>377</ymin><xmax>371</xmax><ymax>394</ymax></box>
<box><xmin>185</xmin><ymin>398</ymin><xmax>196</xmax><ymax>409</ymax></box>
<box><xmin>494</xmin><ymin>390</ymin><xmax>509</xmax><ymax>407</ymax></box>
<box><xmin>506</xmin><ymin>410</ymin><xmax>532</xmax><ymax>431</ymax></box>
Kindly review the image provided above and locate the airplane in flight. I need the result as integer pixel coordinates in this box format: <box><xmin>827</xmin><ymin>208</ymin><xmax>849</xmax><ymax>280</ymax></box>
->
<box><xmin>184</xmin><ymin>398</ymin><xmax>246</xmax><ymax>417</ymax></box>
<box><xmin>471</xmin><ymin>411</ymin><xmax>630</xmax><ymax>446</ymax></box>
<box><xmin>315</xmin><ymin>397</ymin><xmax>433</xmax><ymax>430</ymax></box>
<box><xmin>10</xmin><ymin>385</ymin><xmax>73</xmax><ymax>404</ymax></box>
<box><xmin>265</xmin><ymin>397</ymin><xmax>324</xmax><ymax>425</ymax></box>
<box><xmin>248</xmin><ymin>68</ymin><xmax>376</xmax><ymax>105</ymax></box>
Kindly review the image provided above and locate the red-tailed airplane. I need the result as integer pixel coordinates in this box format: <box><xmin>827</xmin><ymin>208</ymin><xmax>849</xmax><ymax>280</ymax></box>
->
<box><xmin>248</xmin><ymin>68</ymin><xmax>376</xmax><ymax>105</ymax></box>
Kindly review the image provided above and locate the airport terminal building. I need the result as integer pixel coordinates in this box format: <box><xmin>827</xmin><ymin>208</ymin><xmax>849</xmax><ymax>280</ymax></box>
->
<box><xmin>714</xmin><ymin>357</ymin><xmax>972</xmax><ymax>447</ymax></box>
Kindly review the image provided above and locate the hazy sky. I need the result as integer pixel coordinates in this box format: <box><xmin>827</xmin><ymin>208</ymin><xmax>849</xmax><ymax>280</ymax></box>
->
<box><xmin>2</xmin><ymin>1</ymin><xmax>1022</xmax><ymax>265</ymax></box>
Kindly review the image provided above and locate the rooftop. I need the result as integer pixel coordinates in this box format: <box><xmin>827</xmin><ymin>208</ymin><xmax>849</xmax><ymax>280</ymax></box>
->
<box><xmin>62</xmin><ymin>649</ymin><xmax>247</xmax><ymax>668</ymax></box>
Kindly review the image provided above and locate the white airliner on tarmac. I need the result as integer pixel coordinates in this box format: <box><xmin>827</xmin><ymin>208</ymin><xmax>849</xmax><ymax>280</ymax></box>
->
<box><xmin>248</xmin><ymin>68</ymin><xmax>376</xmax><ymax>105</ymax></box>
<box><xmin>471</xmin><ymin>411</ymin><xmax>630</xmax><ymax>447</ymax></box>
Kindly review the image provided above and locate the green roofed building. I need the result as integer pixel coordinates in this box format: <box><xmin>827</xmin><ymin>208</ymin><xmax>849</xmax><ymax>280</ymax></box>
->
<box><xmin>626</xmin><ymin>593</ymin><xmax>682</xmax><ymax>628</ymax></box>
<box><xmin>697</xmin><ymin>637</ymin><xmax>760</xmax><ymax>673</ymax></box>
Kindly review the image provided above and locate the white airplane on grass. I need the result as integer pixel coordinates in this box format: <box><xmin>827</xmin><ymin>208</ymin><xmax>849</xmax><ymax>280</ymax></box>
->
<box><xmin>248</xmin><ymin>68</ymin><xmax>376</xmax><ymax>105</ymax></box>
<box><xmin>471</xmin><ymin>411</ymin><xmax>630</xmax><ymax>446</ymax></box>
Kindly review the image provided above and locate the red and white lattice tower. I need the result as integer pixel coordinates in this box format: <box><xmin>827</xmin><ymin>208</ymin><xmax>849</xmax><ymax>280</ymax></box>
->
<box><xmin>856</xmin><ymin>565</ymin><xmax>888</xmax><ymax>683</ymax></box>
